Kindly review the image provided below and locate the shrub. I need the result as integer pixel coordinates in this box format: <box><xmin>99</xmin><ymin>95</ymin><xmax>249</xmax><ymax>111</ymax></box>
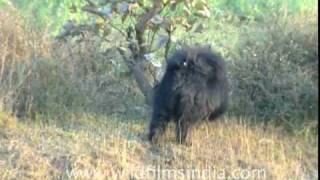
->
<box><xmin>229</xmin><ymin>14</ymin><xmax>318</xmax><ymax>128</ymax></box>
<box><xmin>0</xmin><ymin>7</ymin><xmax>144</xmax><ymax>120</ymax></box>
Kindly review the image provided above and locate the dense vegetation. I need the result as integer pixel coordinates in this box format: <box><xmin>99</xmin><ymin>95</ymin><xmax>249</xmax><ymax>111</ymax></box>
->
<box><xmin>0</xmin><ymin>0</ymin><xmax>317</xmax><ymax>127</ymax></box>
<box><xmin>0</xmin><ymin>0</ymin><xmax>318</xmax><ymax>179</ymax></box>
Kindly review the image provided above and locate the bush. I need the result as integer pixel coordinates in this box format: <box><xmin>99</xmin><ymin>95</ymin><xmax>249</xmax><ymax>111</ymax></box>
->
<box><xmin>0</xmin><ymin>7</ymin><xmax>144</xmax><ymax>120</ymax></box>
<box><xmin>229</xmin><ymin>14</ymin><xmax>318</xmax><ymax>128</ymax></box>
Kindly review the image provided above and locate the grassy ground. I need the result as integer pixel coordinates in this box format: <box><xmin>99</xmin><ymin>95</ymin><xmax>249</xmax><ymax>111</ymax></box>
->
<box><xmin>0</xmin><ymin>112</ymin><xmax>317</xmax><ymax>179</ymax></box>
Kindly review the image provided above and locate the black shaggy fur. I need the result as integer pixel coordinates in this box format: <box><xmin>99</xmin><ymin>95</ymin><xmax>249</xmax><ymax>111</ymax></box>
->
<box><xmin>148</xmin><ymin>46</ymin><xmax>229</xmax><ymax>144</ymax></box>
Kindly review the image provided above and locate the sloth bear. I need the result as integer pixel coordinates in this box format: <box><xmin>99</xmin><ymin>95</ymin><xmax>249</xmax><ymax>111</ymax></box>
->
<box><xmin>148</xmin><ymin>46</ymin><xmax>229</xmax><ymax>144</ymax></box>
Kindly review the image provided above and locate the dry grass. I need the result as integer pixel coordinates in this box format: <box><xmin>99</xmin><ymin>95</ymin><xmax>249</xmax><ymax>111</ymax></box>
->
<box><xmin>0</xmin><ymin>6</ymin><xmax>142</xmax><ymax>119</ymax></box>
<box><xmin>0</xmin><ymin>6</ymin><xmax>52</xmax><ymax>117</ymax></box>
<box><xmin>0</xmin><ymin>112</ymin><xmax>317</xmax><ymax>179</ymax></box>
<box><xmin>0</xmin><ymin>5</ymin><xmax>51</xmax><ymax>73</ymax></box>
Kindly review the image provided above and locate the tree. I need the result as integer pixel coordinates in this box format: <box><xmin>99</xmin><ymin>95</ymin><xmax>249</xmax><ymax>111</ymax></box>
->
<box><xmin>56</xmin><ymin>0</ymin><xmax>210</xmax><ymax>105</ymax></box>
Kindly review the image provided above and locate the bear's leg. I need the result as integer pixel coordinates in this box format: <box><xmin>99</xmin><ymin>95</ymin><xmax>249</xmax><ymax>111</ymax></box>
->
<box><xmin>148</xmin><ymin>114</ymin><xmax>170</xmax><ymax>143</ymax></box>
<box><xmin>175</xmin><ymin>118</ymin><xmax>192</xmax><ymax>144</ymax></box>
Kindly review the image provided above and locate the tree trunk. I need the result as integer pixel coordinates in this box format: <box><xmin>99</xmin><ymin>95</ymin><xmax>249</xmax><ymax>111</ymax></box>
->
<box><xmin>117</xmin><ymin>48</ymin><xmax>153</xmax><ymax>106</ymax></box>
<box><xmin>129</xmin><ymin>61</ymin><xmax>153</xmax><ymax>106</ymax></box>
<box><xmin>117</xmin><ymin>0</ymin><xmax>163</xmax><ymax>106</ymax></box>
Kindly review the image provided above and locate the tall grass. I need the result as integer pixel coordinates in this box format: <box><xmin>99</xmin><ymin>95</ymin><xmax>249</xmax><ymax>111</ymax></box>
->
<box><xmin>0</xmin><ymin>6</ymin><xmax>144</xmax><ymax>121</ymax></box>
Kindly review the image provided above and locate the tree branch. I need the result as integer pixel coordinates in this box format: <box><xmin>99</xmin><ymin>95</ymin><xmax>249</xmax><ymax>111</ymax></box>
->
<box><xmin>81</xmin><ymin>6</ymin><xmax>106</xmax><ymax>20</ymax></box>
<box><xmin>84</xmin><ymin>0</ymin><xmax>97</xmax><ymax>7</ymax></box>
<box><xmin>81</xmin><ymin>6</ymin><xmax>127</xmax><ymax>37</ymax></box>
<box><xmin>149</xmin><ymin>29</ymin><xmax>158</xmax><ymax>52</ymax></box>
<box><xmin>135</xmin><ymin>0</ymin><xmax>163</xmax><ymax>55</ymax></box>
<box><xmin>164</xmin><ymin>29</ymin><xmax>172</xmax><ymax>59</ymax></box>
